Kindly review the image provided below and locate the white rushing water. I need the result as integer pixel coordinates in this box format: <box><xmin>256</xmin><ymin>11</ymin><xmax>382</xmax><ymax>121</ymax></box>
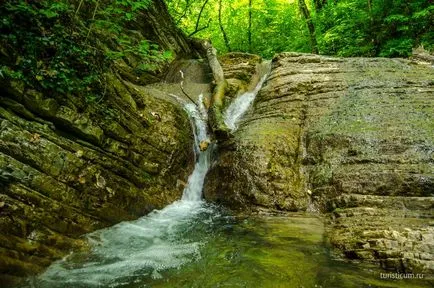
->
<box><xmin>224</xmin><ymin>61</ymin><xmax>271</xmax><ymax>131</ymax></box>
<box><xmin>181</xmin><ymin>94</ymin><xmax>211</xmax><ymax>201</ymax></box>
<box><xmin>33</xmin><ymin>95</ymin><xmax>213</xmax><ymax>287</ymax></box>
<box><xmin>32</xmin><ymin>70</ymin><xmax>269</xmax><ymax>287</ymax></box>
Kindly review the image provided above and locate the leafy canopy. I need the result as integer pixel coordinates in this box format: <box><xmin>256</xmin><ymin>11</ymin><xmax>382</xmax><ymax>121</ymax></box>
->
<box><xmin>166</xmin><ymin>0</ymin><xmax>433</xmax><ymax>58</ymax></box>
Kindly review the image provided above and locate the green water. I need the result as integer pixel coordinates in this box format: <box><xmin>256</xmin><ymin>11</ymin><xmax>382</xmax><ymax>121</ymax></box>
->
<box><xmin>26</xmin><ymin>201</ymin><xmax>434</xmax><ymax>288</ymax></box>
<box><xmin>140</xmin><ymin>213</ymin><xmax>431</xmax><ymax>288</ymax></box>
<box><xmin>32</xmin><ymin>202</ymin><xmax>431</xmax><ymax>288</ymax></box>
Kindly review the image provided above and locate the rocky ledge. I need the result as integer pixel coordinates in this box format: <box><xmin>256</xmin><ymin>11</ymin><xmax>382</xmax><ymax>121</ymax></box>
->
<box><xmin>0</xmin><ymin>75</ymin><xmax>195</xmax><ymax>285</ymax></box>
<box><xmin>204</xmin><ymin>52</ymin><xmax>434</xmax><ymax>273</ymax></box>
<box><xmin>0</xmin><ymin>1</ymin><xmax>200</xmax><ymax>285</ymax></box>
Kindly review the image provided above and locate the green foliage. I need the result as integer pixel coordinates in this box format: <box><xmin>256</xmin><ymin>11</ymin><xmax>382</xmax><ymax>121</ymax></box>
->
<box><xmin>379</xmin><ymin>38</ymin><xmax>414</xmax><ymax>58</ymax></box>
<box><xmin>317</xmin><ymin>0</ymin><xmax>433</xmax><ymax>57</ymax></box>
<box><xmin>166</xmin><ymin>0</ymin><xmax>433</xmax><ymax>58</ymax></box>
<box><xmin>1</xmin><ymin>0</ymin><xmax>93</xmax><ymax>94</ymax></box>
<box><xmin>316</xmin><ymin>0</ymin><xmax>374</xmax><ymax>56</ymax></box>
<box><xmin>105</xmin><ymin>37</ymin><xmax>173</xmax><ymax>72</ymax></box>
<box><xmin>166</xmin><ymin>0</ymin><xmax>314</xmax><ymax>58</ymax></box>
<box><xmin>0</xmin><ymin>0</ymin><xmax>172</xmax><ymax>99</ymax></box>
<box><xmin>105</xmin><ymin>0</ymin><xmax>152</xmax><ymax>21</ymax></box>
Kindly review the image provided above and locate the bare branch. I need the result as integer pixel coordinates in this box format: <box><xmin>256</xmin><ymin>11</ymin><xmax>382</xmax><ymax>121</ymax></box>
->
<box><xmin>195</xmin><ymin>0</ymin><xmax>210</xmax><ymax>32</ymax></box>
<box><xmin>85</xmin><ymin>0</ymin><xmax>100</xmax><ymax>42</ymax></box>
<box><xmin>188</xmin><ymin>18</ymin><xmax>211</xmax><ymax>37</ymax></box>
<box><xmin>176</xmin><ymin>0</ymin><xmax>192</xmax><ymax>24</ymax></box>
<box><xmin>75</xmin><ymin>0</ymin><xmax>84</xmax><ymax>16</ymax></box>
<box><xmin>187</xmin><ymin>0</ymin><xmax>210</xmax><ymax>37</ymax></box>
<box><xmin>179</xmin><ymin>71</ymin><xmax>198</xmax><ymax>107</ymax></box>
<box><xmin>218</xmin><ymin>0</ymin><xmax>231</xmax><ymax>51</ymax></box>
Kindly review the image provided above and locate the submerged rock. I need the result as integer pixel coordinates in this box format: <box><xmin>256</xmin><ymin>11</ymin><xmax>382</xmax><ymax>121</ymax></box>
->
<box><xmin>204</xmin><ymin>52</ymin><xmax>434</xmax><ymax>273</ymax></box>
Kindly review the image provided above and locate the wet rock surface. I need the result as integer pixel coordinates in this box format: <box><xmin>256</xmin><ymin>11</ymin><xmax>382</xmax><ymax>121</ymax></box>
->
<box><xmin>204</xmin><ymin>52</ymin><xmax>434</xmax><ymax>273</ymax></box>
<box><xmin>0</xmin><ymin>1</ymin><xmax>199</xmax><ymax>285</ymax></box>
<box><xmin>327</xmin><ymin>194</ymin><xmax>434</xmax><ymax>274</ymax></box>
<box><xmin>219</xmin><ymin>52</ymin><xmax>263</xmax><ymax>101</ymax></box>
<box><xmin>0</xmin><ymin>78</ymin><xmax>195</xmax><ymax>285</ymax></box>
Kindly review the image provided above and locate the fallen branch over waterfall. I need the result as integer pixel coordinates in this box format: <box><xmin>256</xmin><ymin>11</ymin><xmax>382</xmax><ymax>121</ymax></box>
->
<box><xmin>179</xmin><ymin>70</ymin><xmax>198</xmax><ymax>107</ymax></box>
<box><xmin>203</xmin><ymin>41</ymin><xmax>231</xmax><ymax>140</ymax></box>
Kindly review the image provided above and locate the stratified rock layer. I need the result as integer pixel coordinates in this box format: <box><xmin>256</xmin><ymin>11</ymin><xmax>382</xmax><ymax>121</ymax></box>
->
<box><xmin>204</xmin><ymin>52</ymin><xmax>434</xmax><ymax>273</ymax></box>
<box><xmin>0</xmin><ymin>76</ymin><xmax>195</xmax><ymax>284</ymax></box>
<box><xmin>0</xmin><ymin>1</ymin><xmax>198</xmax><ymax>286</ymax></box>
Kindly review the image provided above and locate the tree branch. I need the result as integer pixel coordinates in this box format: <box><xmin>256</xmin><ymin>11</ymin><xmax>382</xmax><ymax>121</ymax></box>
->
<box><xmin>176</xmin><ymin>0</ymin><xmax>191</xmax><ymax>24</ymax></box>
<box><xmin>179</xmin><ymin>70</ymin><xmax>198</xmax><ymax>107</ymax></box>
<box><xmin>218</xmin><ymin>0</ymin><xmax>231</xmax><ymax>52</ymax></box>
<box><xmin>186</xmin><ymin>0</ymin><xmax>210</xmax><ymax>37</ymax></box>
<box><xmin>188</xmin><ymin>18</ymin><xmax>211</xmax><ymax>37</ymax></box>
<box><xmin>195</xmin><ymin>0</ymin><xmax>210</xmax><ymax>32</ymax></box>
<box><xmin>75</xmin><ymin>0</ymin><xmax>84</xmax><ymax>16</ymax></box>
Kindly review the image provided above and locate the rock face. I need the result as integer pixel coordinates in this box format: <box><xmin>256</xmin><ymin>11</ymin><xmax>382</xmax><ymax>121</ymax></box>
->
<box><xmin>0</xmin><ymin>64</ymin><xmax>194</xmax><ymax>287</ymax></box>
<box><xmin>219</xmin><ymin>52</ymin><xmax>263</xmax><ymax>101</ymax></box>
<box><xmin>204</xmin><ymin>53</ymin><xmax>434</xmax><ymax>272</ymax></box>
<box><xmin>0</xmin><ymin>1</ymin><xmax>198</xmax><ymax>286</ymax></box>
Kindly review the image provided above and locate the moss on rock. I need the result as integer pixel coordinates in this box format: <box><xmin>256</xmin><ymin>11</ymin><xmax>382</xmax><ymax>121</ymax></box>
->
<box><xmin>204</xmin><ymin>53</ymin><xmax>434</xmax><ymax>274</ymax></box>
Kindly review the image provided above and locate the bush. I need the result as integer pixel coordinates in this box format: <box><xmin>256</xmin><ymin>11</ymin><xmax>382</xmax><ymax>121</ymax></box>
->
<box><xmin>0</xmin><ymin>0</ymin><xmax>172</xmax><ymax>100</ymax></box>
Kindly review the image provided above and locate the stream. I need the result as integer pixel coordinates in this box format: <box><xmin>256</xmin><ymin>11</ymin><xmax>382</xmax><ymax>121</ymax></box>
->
<box><xmin>23</xmin><ymin>64</ymin><xmax>431</xmax><ymax>288</ymax></box>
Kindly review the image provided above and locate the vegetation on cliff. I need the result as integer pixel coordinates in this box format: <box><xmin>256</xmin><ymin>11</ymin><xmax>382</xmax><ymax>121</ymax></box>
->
<box><xmin>0</xmin><ymin>0</ymin><xmax>173</xmax><ymax>101</ymax></box>
<box><xmin>0</xmin><ymin>1</ymin><xmax>198</xmax><ymax>285</ymax></box>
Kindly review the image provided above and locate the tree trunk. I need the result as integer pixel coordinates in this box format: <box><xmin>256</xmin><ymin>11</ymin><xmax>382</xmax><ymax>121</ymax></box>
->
<box><xmin>298</xmin><ymin>0</ymin><xmax>319</xmax><ymax>54</ymax></box>
<box><xmin>202</xmin><ymin>41</ymin><xmax>230</xmax><ymax>139</ymax></box>
<box><xmin>367</xmin><ymin>0</ymin><xmax>373</xmax><ymax>22</ymax></box>
<box><xmin>248</xmin><ymin>0</ymin><xmax>252</xmax><ymax>52</ymax></box>
<box><xmin>218</xmin><ymin>0</ymin><xmax>231</xmax><ymax>52</ymax></box>
<box><xmin>366</xmin><ymin>0</ymin><xmax>378</xmax><ymax>55</ymax></box>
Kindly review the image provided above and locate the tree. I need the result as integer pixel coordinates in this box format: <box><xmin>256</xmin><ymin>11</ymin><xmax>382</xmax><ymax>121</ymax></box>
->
<box><xmin>218</xmin><ymin>0</ymin><xmax>231</xmax><ymax>52</ymax></box>
<box><xmin>298</xmin><ymin>0</ymin><xmax>319</xmax><ymax>54</ymax></box>
<box><xmin>248</xmin><ymin>0</ymin><xmax>252</xmax><ymax>52</ymax></box>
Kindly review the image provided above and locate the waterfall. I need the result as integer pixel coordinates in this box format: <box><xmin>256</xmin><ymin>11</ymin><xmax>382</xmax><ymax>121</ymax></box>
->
<box><xmin>181</xmin><ymin>94</ymin><xmax>211</xmax><ymax>201</ymax></box>
<box><xmin>31</xmin><ymin>95</ymin><xmax>214</xmax><ymax>287</ymax></box>
<box><xmin>224</xmin><ymin>61</ymin><xmax>271</xmax><ymax>131</ymax></box>
<box><xmin>30</xmin><ymin>66</ymin><xmax>270</xmax><ymax>288</ymax></box>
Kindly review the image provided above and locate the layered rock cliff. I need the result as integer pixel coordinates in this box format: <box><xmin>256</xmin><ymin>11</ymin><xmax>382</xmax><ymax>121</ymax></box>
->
<box><xmin>0</xmin><ymin>1</ymin><xmax>200</xmax><ymax>285</ymax></box>
<box><xmin>2</xmin><ymin>1</ymin><xmax>433</xmax><ymax>281</ymax></box>
<box><xmin>205</xmin><ymin>53</ymin><xmax>434</xmax><ymax>273</ymax></box>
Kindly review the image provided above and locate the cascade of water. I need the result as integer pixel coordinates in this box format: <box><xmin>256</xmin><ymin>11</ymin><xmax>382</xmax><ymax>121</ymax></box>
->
<box><xmin>31</xmin><ymin>67</ymin><xmax>270</xmax><ymax>287</ymax></box>
<box><xmin>32</xmin><ymin>94</ymin><xmax>213</xmax><ymax>287</ymax></box>
<box><xmin>181</xmin><ymin>94</ymin><xmax>211</xmax><ymax>201</ymax></box>
<box><xmin>224</xmin><ymin>61</ymin><xmax>271</xmax><ymax>131</ymax></box>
